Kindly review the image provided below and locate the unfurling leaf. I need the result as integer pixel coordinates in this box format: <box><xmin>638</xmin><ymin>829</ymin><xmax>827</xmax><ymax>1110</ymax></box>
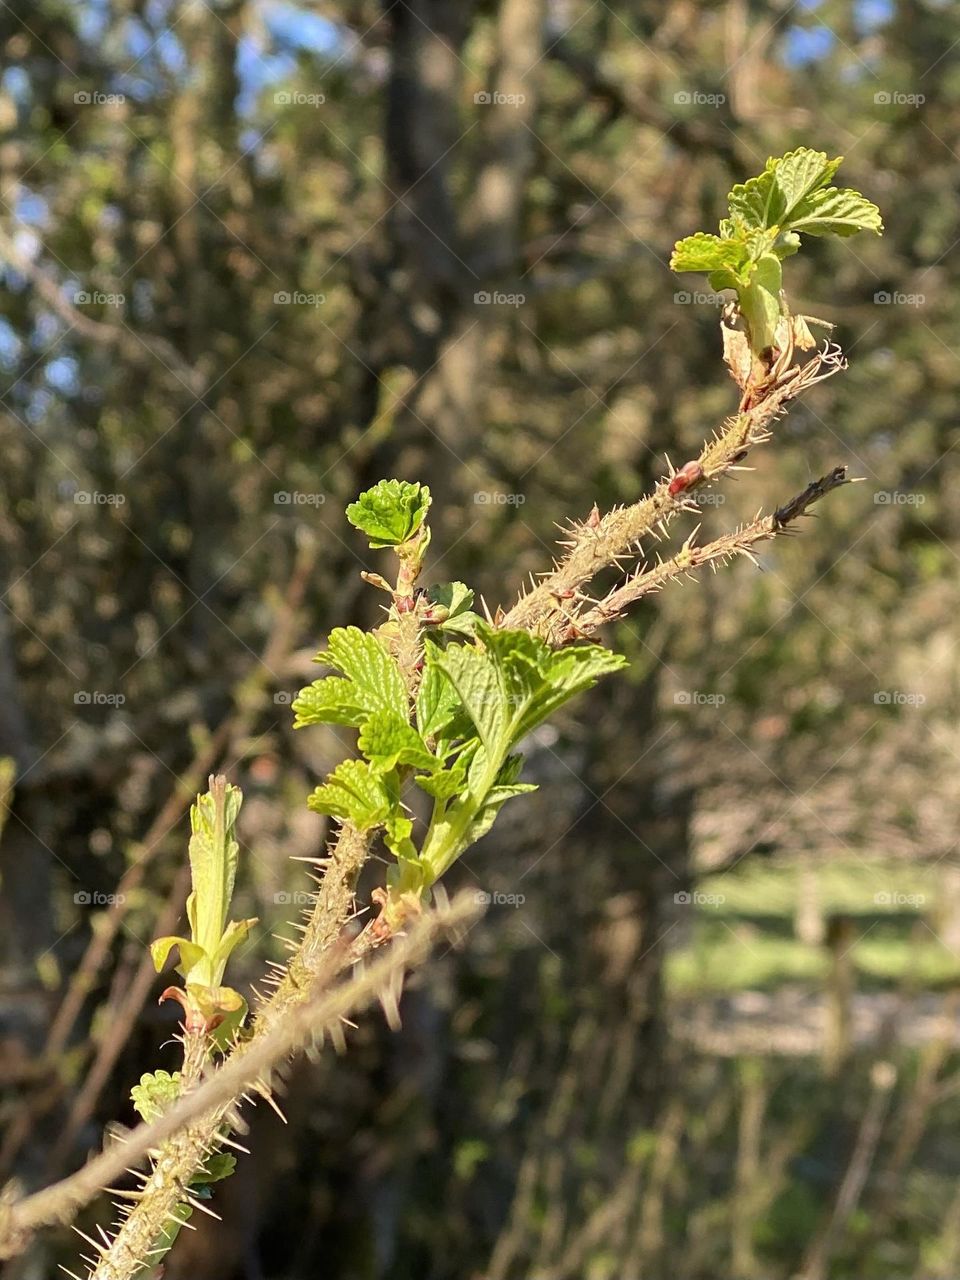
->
<box><xmin>185</xmin><ymin>776</ymin><xmax>243</xmax><ymax>980</ymax></box>
<box><xmin>150</xmin><ymin>777</ymin><xmax>256</xmax><ymax>1037</ymax></box>
<box><xmin>346</xmin><ymin>479</ymin><xmax>431</xmax><ymax>547</ymax></box>
<box><xmin>131</xmin><ymin>1069</ymin><xmax>182</xmax><ymax>1123</ymax></box>
<box><xmin>150</xmin><ymin>934</ymin><xmax>207</xmax><ymax>977</ymax></box>
<box><xmin>670</xmin><ymin>232</ymin><xmax>750</xmax><ymax>283</ymax></box>
<box><xmin>294</xmin><ymin>628</ymin><xmax>408</xmax><ymax>730</ymax></box>
<box><xmin>728</xmin><ymin>148</ymin><xmax>843</xmax><ymax>231</ymax></box>
<box><xmin>307</xmin><ymin>759</ymin><xmax>394</xmax><ymax>829</ymax></box>
<box><xmin>425</xmin><ymin>581</ymin><xmax>482</xmax><ymax>634</ymax></box>
<box><xmin>415</xmin><ymin>762</ymin><xmax>467</xmax><ymax>801</ymax></box>
<box><xmin>193</xmin><ymin>1152</ymin><xmax>237</xmax><ymax>1186</ymax></box>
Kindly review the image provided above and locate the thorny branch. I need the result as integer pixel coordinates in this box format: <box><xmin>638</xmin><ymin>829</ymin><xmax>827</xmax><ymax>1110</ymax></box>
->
<box><xmin>0</xmin><ymin>894</ymin><xmax>481</xmax><ymax>1267</ymax></box>
<box><xmin>572</xmin><ymin>466</ymin><xmax>853</xmax><ymax>637</ymax></box>
<box><xmin>5</xmin><ymin>339</ymin><xmax>854</xmax><ymax>1279</ymax></box>
<box><xmin>2</xmin><ymin>604</ymin><xmax>427</xmax><ymax>1277</ymax></box>
<box><xmin>501</xmin><ymin>343</ymin><xmax>846</xmax><ymax>645</ymax></box>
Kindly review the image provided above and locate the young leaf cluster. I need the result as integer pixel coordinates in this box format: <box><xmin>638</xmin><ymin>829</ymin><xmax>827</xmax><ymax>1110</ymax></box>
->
<box><xmin>670</xmin><ymin>148</ymin><xmax>883</xmax><ymax>352</ymax></box>
<box><xmin>293</xmin><ymin>485</ymin><xmax>627</xmax><ymax>928</ymax></box>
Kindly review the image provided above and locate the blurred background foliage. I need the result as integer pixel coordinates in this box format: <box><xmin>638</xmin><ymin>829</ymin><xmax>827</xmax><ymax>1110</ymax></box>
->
<box><xmin>1</xmin><ymin>1</ymin><xmax>959</xmax><ymax>1277</ymax></box>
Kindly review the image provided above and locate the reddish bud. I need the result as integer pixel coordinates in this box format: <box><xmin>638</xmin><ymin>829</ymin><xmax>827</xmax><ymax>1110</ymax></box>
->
<box><xmin>159</xmin><ymin>986</ymin><xmax>214</xmax><ymax>1035</ymax></box>
<box><xmin>394</xmin><ymin>594</ymin><xmax>415</xmax><ymax>614</ymax></box>
<box><xmin>668</xmin><ymin>461</ymin><xmax>703</xmax><ymax>496</ymax></box>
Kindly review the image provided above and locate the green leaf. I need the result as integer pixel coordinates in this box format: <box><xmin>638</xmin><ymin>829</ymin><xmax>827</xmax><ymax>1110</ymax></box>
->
<box><xmin>208</xmin><ymin>916</ymin><xmax>257</xmax><ymax>978</ymax></box>
<box><xmin>192</xmin><ymin>1153</ymin><xmax>236</xmax><ymax>1186</ymax></box>
<box><xmin>346</xmin><ymin>479</ymin><xmax>431</xmax><ymax>548</ymax></box>
<box><xmin>673</xmin><ymin>150</ymin><xmax>882</xmax><ymax>359</ymax></box>
<box><xmin>725</xmin><ymin>149</ymin><xmax>881</xmax><ymax>242</ymax></box>
<box><xmin>726</xmin><ymin>169</ymin><xmax>778</xmax><ymax>232</ymax></box>
<box><xmin>131</xmin><ymin>1069</ymin><xmax>181</xmax><ymax>1123</ymax></box>
<box><xmin>292</xmin><ymin>675</ymin><xmax>370</xmax><ymax>728</ymax></box>
<box><xmin>477</xmin><ymin>624</ymin><xmax>628</xmax><ymax>742</ymax></box>
<box><xmin>423</xmin><ymin>628</ymin><xmax>624</xmax><ymax>877</ymax></box>
<box><xmin>436</xmin><ymin>626</ymin><xmax>625</xmax><ymax>765</ymax></box>
<box><xmin>728</xmin><ymin>148</ymin><xmax>842</xmax><ymax>231</ymax></box>
<box><xmin>326</xmin><ymin>627</ymin><xmax>408</xmax><ymax>718</ymax></box>
<box><xmin>307</xmin><ymin>759</ymin><xmax>393</xmax><ymax>829</ymax></box>
<box><xmin>415</xmin><ymin>657</ymin><xmax>461</xmax><ymax>741</ymax></box>
<box><xmin>185</xmin><ymin>777</ymin><xmax>243</xmax><ymax>976</ymax></box>
<box><xmin>487</xmin><ymin>781</ymin><xmax>539</xmax><ymax>804</ymax></box>
<box><xmin>426</xmin><ymin>581</ymin><xmax>483</xmax><ymax>636</ymax></box>
<box><xmin>427</xmin><ymin>580</ymin><xmax>474</xmax><ymax>617</ymax></box>
<box><xmin>150</xmin><ymin>934</ymin><xmax>207</xmax><ymax>977</ymax></box>
<box><xmin>435</xmin><ymin>641</ymin><xmax>507</xmax><ymax>754</ymax></box>
<box><xmin>737</xmin><ymin>254</ymin><xmax>784</xmax><ymax>352</ymax></box>
<box><xmin>670</xmin><ymin>231</ymin><xmax>750</xmax><ymax>280</ymax></box>
<box><xmin>383</xmin><ymin>811</ymin><xmax>416</xmax><ymax>861</ymax></box>
<box><xmin>774</xmin><ymin>148</ymin><xmax>843</xmax><ymax>222</ymax></box>
<box><xmin>458</xmin><ymin>756</ymin><xmax>537</xmax><ymax>847</ymax></box>
<box><xmin>441</xmin><ymin>611</ymin><xmax>483</xmax><ymax>637</ymax></box>
<box><xmin>789</xmin><ymin>187</ymin><xmax>884</xmax><ymax>237</ymax></box>
<box><xmin>415</xmin><ymin>762</ymin><xmax>467</xmax><ymax>801</ymax></box>
<box><xmin>358</xmin><ymin>710</ymin><xmax>438</xmax><ymax>773</ymax></box>
<box><xmin>145</xmin><ymin>1201</ymin><xmax>192</xmax><ymax>1263</ymax></box>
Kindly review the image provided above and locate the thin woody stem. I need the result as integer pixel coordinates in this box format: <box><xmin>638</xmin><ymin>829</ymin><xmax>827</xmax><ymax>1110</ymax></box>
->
<box><xmin>572</xmin><ymin>466</ymin><xmax>852</xmax><ymax>637</ymax></box>
<box><xmin>501</xmin><ymin>344</ymin><xmax>845</xmax><ymax>645</ymax></box>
